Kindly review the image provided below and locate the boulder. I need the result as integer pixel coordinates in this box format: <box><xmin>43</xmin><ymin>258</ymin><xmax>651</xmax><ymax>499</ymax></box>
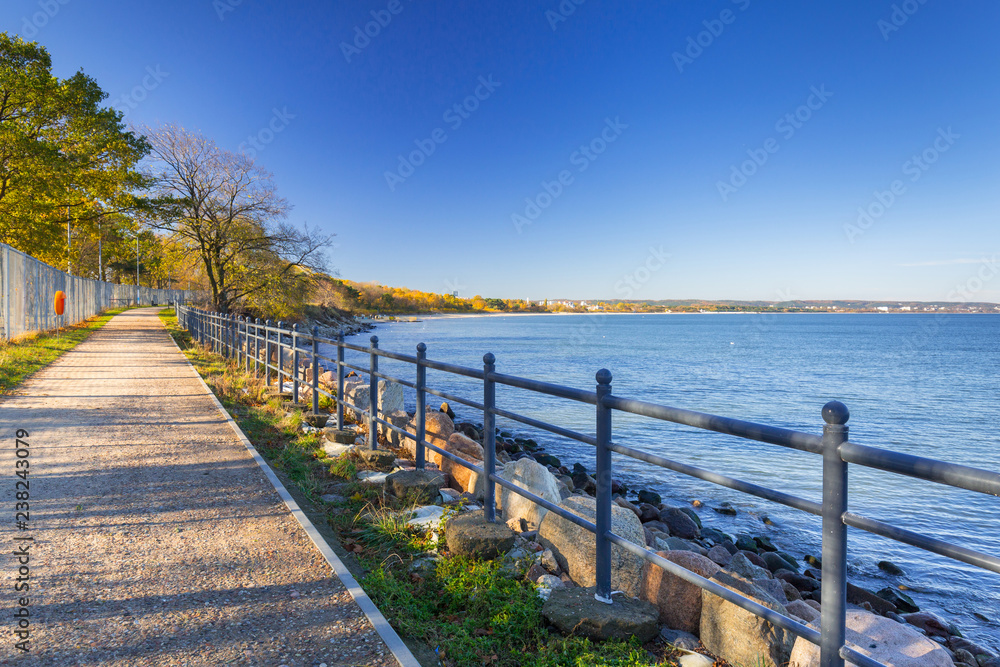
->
<box><xmin>405</xmin><ymin>410</ymin><xmax>455</xmax><ymax>464</ymax></box>
<box><xmin>499</xmin><ymin>458</ymin><xmax>562</xmax><ymax>531</ymax></box>
<box><xmin>538</xmin><ymin>495</ymin><xmax>647</xmax><ymax>597</ymax></box>
<box><xmin>345</xmin><ymin>381</ymin><xmax>369</xmax><ymax>419</ymax></box>
<box><xmin>640</xmin><ymin>550</ymin><xmax>720</xmax><ymax>634</ymax></box>
<box><xmin>707</xmin><ymin>545</ymin><xmax>733</xmax><ymax>567</ymax></box>
<box><xmin>901</xmin><ymin>611</ymin><xmax>952</xmax><ymax>639</ymax></box>
<box><xmin>445</xmin><ymin>510</ymin><xmax>515</xmax><ymax>560</ymax></box>
<box><xmin>728</xmin><ymin>551</ymin><xmax>772</xmax><ymax>580</ymax></box>
<box><xmin>318</xmin><ymin>370</ymin><xmax>335</xmax><ymax>387</ymax></box>
<box><xmin>378</xmin><ymin>409</ymin><xmax>410</xmax><ymax>447</ymax></box>
<box><xmin>786</xmin><ymin>600</ymin><xmax>820</xmax><ymax>624</ymax></box>
<box><xmin>385</xmin><ymin>469</ymin><xmax>447</xmax><ymax>504</ymax></box>
<box><xmin>637</xmin><ymin>489</ymin><xmax>661</xmax><ymax>505</ymax></box>
<box><xmin>377</xmin><ymin>380</ymin><xmax>404</xmax><ymax>418</ymax></box>
<box><xmin>660</xmin><ymin>507</ymin><xmax>700</xmax><ymax>539</ymax></box>
<box><xmin>701</xmin><ymin>571</ymin><xmax>794</xmax><ymax>667</ymax></box>
<box><xmin>542</xmin><ymin>586</ymin><xmax>659</xmax><ymax>643</ymax></box>
<box><xmin>441</xmin><ymin>433</ymin><xmax>484</xmax><ymax>494</ymax></box>
<box><xmin>455</xmin><ymin>422</ymin><xmax>481</xmax><ymax>442</ymax></box>
<box><xmin>357</xmin><ymin>447</ymin><xmax>396</xmax><ymax>471</ymax></box>
<box><xmin>788</xmin><ymin>609</ymin><xmax>954</xmax><ymax>667</ymax></box>
<box><xmin>876</xmin><ymin>587</ymin><xmax>919</xmax><ymax>614</ymax></box>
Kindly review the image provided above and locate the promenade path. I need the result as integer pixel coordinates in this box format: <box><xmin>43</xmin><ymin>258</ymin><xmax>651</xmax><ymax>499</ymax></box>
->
<box><xmin>0</xmin><ymin>308</ymin><xmax>407</xmax><ymax>666</ymax></box>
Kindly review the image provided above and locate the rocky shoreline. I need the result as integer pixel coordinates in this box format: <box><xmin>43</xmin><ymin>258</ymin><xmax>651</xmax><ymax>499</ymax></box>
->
<box><xmin>302</xmin><ymin>307</ymin><xmax>376</xmax><ymax>340</ymax></box>
<box><xmin>306</xmin><ymin>368</ymin><xmax>998</xmax><ymax>666</ymax></box>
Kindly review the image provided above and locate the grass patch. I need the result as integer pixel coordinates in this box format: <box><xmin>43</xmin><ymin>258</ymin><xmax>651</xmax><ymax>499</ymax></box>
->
<box><xmin>0</xmin><ymin>308</ymin><xmax>128</xmax><ymax>394</ymax></box>
<box><xmin>158</xmin><ymin>308</ymin><xmax>694</xmax><ymax>667</ymax></box>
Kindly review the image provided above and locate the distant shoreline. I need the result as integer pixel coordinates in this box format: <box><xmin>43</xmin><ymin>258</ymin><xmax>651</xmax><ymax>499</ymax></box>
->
<box><xmin>383</xmin><ymin>310</ymin><xmax>1000</xmax><ymax>321</ymax></box>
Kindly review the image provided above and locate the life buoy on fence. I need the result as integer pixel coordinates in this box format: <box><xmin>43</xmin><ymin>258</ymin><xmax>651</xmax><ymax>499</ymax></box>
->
<box><xmin>54</xmin><ymin>290</ymin><xmax>66</xmax><ymax>315</ymax></box>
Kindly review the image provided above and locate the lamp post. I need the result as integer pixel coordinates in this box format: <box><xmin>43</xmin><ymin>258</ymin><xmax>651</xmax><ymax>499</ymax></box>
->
<box><xmin>135</xmin><ymin>229</ymin><xmax>140</xmax><ymax>306</ymax></box>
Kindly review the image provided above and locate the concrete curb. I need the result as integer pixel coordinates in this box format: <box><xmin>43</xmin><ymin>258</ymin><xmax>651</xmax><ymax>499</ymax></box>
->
<box><xmin>161</xmin><ymin>311</ymin><xmax>421</xmax><ymax>667</ymax></box>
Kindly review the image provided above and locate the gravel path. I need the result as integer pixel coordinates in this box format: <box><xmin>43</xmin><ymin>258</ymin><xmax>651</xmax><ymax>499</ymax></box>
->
<box><xmin>0</xmin><ymin>308</ymin><xmax>402</xmax><ymax>666</ymax></box>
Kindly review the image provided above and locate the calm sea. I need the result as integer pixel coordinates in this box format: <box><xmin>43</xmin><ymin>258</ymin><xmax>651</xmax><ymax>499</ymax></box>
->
<box><xmin>324</xmin><ymin>313</ymin><xmax>1000</xmax><ymax>644</ymax></box>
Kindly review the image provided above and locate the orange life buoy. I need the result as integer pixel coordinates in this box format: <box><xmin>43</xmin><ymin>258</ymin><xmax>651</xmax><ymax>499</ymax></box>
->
<box><xmin>54</xmin><ymin>290</ymin><xmax>66</xmax><ymax>315</ymax></box>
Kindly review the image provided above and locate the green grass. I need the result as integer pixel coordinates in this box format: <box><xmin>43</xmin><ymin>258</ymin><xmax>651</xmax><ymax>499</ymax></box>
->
<box><xmin>157</xmin><ymin>308</ymin><xmax>693</xmax><ymax>667</ymax></box>
<box><xmin>0</xmin><ymin>308</ymin><xmax>128</xmax><ymax>394</ymax></box>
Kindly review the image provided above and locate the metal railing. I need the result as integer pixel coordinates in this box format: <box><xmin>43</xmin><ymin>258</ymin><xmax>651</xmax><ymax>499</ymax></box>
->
<box><xmin>177</xmin><ymin>305</ymin><xmax>1000</xmax><ymax>667</ymax></box>
<box><xmin>0</xmin><ymin>243</ymin><xmax>193</xmax><ymax>340</ymax></box>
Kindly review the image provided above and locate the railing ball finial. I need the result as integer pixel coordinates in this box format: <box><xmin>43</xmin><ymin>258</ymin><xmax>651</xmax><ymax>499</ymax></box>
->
<box><xmin>370</xmin><ymin>335</ymin><xmax>379</xmax><ymax>346</ymax></box>
<box><xmin>596</xmin><ymin>368</ymin><xmax>612</xmax><ymax>385</ymax></box>
<box><xmin>416</xmin><ymin>342</ymin><xmax>426</xmax><ymax>353</ymax></box>
<box><xmin>822</xmin><ymin>400</ymin><xmax>850</xmax><ymax>425</ymax></box>
<box><xmin>483</xmin><ymin>352</ymin><xmax>495</xmax><ymax>365</ymax></box>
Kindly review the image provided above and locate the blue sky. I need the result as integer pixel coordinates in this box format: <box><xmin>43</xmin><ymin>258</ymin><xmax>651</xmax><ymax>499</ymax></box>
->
<box><xmin>6</xmin><ymin>0</ymin><xmax>1000</xmax><ymax>301</ymax></box>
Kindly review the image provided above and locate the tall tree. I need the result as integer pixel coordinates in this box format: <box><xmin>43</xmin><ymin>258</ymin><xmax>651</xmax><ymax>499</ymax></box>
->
<box><xmin>0</xmin><ymin>33</ymin><xmax>149</xmax><ymax>266</ymax></box>
<box><xmin>142</xmin><ymin>124</ymin><xmax>333</xmax><ymax>313</ymax></box>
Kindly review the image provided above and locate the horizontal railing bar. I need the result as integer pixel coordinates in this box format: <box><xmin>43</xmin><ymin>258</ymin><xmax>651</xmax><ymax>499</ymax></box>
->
<box><xmin>840</xmin><ymin>442</ymin><xmax>1000</xmax><ymax>497</ymax></box>
<box><xmin>608</xmin><ymin>441</ymin><xmax>823</xmax><ymax>516</ymax></box>
<box><xmin>841</xmin><ymin>646</ymin><xmax>889</xmax><ymax>667</ymax></box>
<box><xmin>491</xmin><ymin>406</ymin><xmax>597</xmax><ymax>447</ymax></box>
<box><xmin>489</xmin><ymin>371</ymin><xmax>598</xmax><ymax>405</ymax></box>
<box><xmin>340</xmin><ymin>341</ymin><xmax>369</xmax><ymax>353</ymax></box>
<box><xmin>422</xmin><ymin>386</ymin><xmax>485</xmax><ymax>412</ymax></box>
<box><xmin>373</xmin><ymin>348</ymin><xmax>419</xmax><ymax>364</ymax></box>
<box><xmin>607</xmin><ymin>533</ymin><xmax>822</xmax><ymax>646</ymax></box>
<box><xmin>339</xmin><ymin>399</ymin><xmax>369</xmax><ymax>418</ymax></box>
<box><xmin>340</xmin><ymin>361</ymin><xmax>369</xmax><ymax>375</ymax></box>
<box><xmin>422</xmin><ymin>358</ymin><xmax>484</xmax><ymax>380</ymax></box>
<box><xmin>843</xmin><ymin>512</ymin><xmax>1000</xmax><ymax>575</ymax></box>
<box><xmin>489</xmin><ymin>474</ymin><xmax>598</xmax><ymax>533</ymax></box>
<box><xmin>602</xmin><ymin>394</ymin><xmax>824</xmax><ymax>455</ymax></box>
<box><xmin>371</xmin><ymin>370</ymin><xmax>417</xmax><ymax>390</ymax></box>
<box><xmin>374</xmin><ymin>416</ymin><xmax>414</xmax><ymax>441</ymax></box>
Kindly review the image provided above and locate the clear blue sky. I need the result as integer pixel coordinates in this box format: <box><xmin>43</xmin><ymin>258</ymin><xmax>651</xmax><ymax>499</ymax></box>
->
<box><xmin>6</xmin><ymin>0</ymin><xmax>999</xmax><ymax>302</ymax></box>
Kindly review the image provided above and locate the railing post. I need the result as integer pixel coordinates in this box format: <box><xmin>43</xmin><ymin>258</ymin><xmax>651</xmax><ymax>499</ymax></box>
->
<box><xmin>483</xmin><ymin>353</ymin><xmax>497</xmax><ymax>523</ymax></box>
<box><xmin>265</xmin><ymin>320</ymin><xmax>273</xmax><ymax>387</ymax></box>
<box><xmin>415</xmin><ymin>343</ymin><xmax>427</xmax><ymax>470</ymax></box>
<box><xmin>336</xmin><ymin>331</ymin><xmax>345</xmax><ymax>430</ymax></box>
<box><xmin>594</xmin><ymin>368</ymin><xmax>613</xmax><ymax>604</ymax></box>
<box><xmin>368</xmin><ymin>335</ymin><xmax>379</xmax><ymax>449</ymax></box>
<box><xmin>276</xmin><ymin>321</ymin><xmax>285</xmax><ymax>392</ymax></box>
<box><xmin>244</xmin><ymin>317</ymin><xmax>250</xmax><ymax>373</ymax></box>
<box><xmin>292</xmin><ymin>323</ymin><xmax>300</xmax><ymax>404</ymax></box>
<box><xmin>254</xmin><ymin>318</ymin><xmax>261</xmax><ymax>376</ymax></box>
<box><xmin>820</xmin><ymin>401</ymin><xmax>850</xmax><ymax>667</ymax></box>
<box><xmin>311</xmin><ymin>325</ymin><xmax>320</xmax><ymax>417</ymax></box>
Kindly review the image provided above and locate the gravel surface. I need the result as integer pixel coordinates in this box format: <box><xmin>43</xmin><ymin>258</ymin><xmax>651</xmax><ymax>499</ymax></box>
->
<box><xmin>0</xmin><ymin>308</ymin><xmax>400</xmax><ymax>666</ymax></box>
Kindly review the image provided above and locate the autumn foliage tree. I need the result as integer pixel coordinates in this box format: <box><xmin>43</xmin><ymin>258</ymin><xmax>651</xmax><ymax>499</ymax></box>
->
<box><xmin>0</xmin><ymin>33</ymin><xmax>149</xmax><ymax>268</ymax></box>
<box><xmin>142</xmin><ymin>124</ymin><xmax>333</xmax><ymax>313</ymax></box>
